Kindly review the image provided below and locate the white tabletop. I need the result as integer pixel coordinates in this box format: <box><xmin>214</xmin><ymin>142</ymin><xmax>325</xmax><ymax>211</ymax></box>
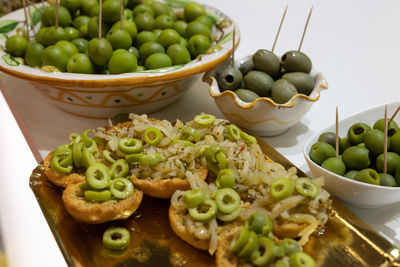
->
<box><xmin>1</xmin><ymin>0</ymin><xmax>400</xmax><ymax>266</ymax></box>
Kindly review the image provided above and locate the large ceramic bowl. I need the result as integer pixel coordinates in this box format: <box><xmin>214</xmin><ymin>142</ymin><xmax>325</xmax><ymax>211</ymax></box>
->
<box><xmin>205</xmin><ymin>55</ymin><xmax>328</xmax><ymax>136</ymax></box>
<box><xmin>304</xmin><ymin>102</ymin><xmax>400</xmax><ymax>209</ymax></box>
<box><xmin>0</xmin><ymin>1</ymin><xmax>239</xmax><ymax>118</ymax></box>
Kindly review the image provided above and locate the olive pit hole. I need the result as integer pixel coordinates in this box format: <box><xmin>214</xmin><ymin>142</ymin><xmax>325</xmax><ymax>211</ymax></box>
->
<box><xmin>281</xmin><ymin>55</ymin><xmax>287</xmax><ymax>61</ymax></box>
<box><xmin>111</xmin><ymin>233</ymin><xmax>123</xmax><ymax>240</ymax></box>
<box><xmin>224</xmin><ymin>74</ymin><xmax>234</xmax><ymax>83</ymax></box>
<box><xmin>353</xmin><ymin>127</ymin><xmax>364</xmax><ymax>135</ymax></box>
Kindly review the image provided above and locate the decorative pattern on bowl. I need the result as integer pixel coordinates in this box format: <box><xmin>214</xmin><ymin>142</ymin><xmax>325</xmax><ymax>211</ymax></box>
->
<box><xmin>303</xmin><ymin>102</ymin><xmax>400</xmax><ymax>209</ymax></box>
<box><xmin>204</xmin><ymin>55</ymin><xmax>328</xmax><ymax>136</ymax></box>
<box><xmin>0</xmin><ymin>1</ymin><xmax>240</xmax><ymax>118</ymax></box>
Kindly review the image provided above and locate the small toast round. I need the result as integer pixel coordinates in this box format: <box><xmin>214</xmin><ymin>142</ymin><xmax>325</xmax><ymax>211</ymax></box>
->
<box><xmin>215</xmin><ymin>226</ymin><xmax>241</xmax><ymax>267</ymax></box>
<box><xmin>62</xmin><ymin>182</ymin><xmax>143</xmax><ymax>224</ymax></box>
<box><xmin>43</xmin><ymin>152</ymin><xmax>85</xmax><ymax>188</ymax></box>
<box><xmin>168</xmin><ymin>202</ymin><xmax>210</xmax><ymax>251</ymax></box>
<box><xmin>131</xmin><ymin>168</ymin><xmax>208</xmax><ymax>199</ymax></box>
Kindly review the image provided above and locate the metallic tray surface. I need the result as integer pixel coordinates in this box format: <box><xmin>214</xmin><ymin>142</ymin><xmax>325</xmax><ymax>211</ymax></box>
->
<box><xmin>30</xmin><ymin>138</ymin><xmax>400</xmax><ymax>267</ymax></box>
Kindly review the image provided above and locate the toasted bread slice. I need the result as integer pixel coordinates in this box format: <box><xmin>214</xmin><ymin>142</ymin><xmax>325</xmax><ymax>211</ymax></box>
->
<box><xmin>131</xmin><ymin>168</ymin><xmax>208</xmax><ymax>199</ymax></box>
<box><xmin>43</xmin><ymin>152</ymin><xmax>85</xmax><ymax>188</ymax></box>
<box><xmin>62</xmin><ymin>182</ymin><xmax>143</xmax><ymax>224</ymax></box>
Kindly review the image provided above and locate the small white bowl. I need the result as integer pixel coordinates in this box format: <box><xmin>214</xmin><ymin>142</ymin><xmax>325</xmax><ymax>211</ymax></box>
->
<box><xmin>304</xmin><ymin>102</ymin><xmax>400</xmax><ymax>209</ymax></box>
<box><xmin>204</xmin><ymin>54</ymin><xmax>328</xmax><ymax>136</ymax></box>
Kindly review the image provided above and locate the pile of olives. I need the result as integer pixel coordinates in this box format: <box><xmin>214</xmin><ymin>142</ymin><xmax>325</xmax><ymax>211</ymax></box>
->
<box><xmin>216</xmin><ymin>49</ymin><xmax>314</xmax><ymax>104</ymax></box>
<box><xmin>309</xmin><ymin>118</ymin><xmax>400</xmax><ymax>187</ymax></box>
<box><xmin>4</xmin><ymin>0</ymin><xmax>214</xmax><ymax>74</ymax></box>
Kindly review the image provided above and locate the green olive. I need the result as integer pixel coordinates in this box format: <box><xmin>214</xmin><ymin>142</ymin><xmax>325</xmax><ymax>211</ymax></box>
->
<box><xmin>271</xmin><ymin>79</ymin><xmax>298</xmax><ymax>104</ymax></box>
<box><xmin>281</xmin><ymin>50</ymin><xmax>312</xmax><ymax>73</ymax></box>
<box><xmin>217</xmin><ymin>66</ymin><xmax>243</xmax><ymax>91</ymax></box>
<box><xmin>184</xmin><ymin>2</ymin><xmax>206</xmax><ymax>22</ymax></box>
<box><xmin>108</xmin><ymin>51</ymin><xmax>137</xmax><ymax>74</ymax></box>
<box><xmin>282</xmin><ymin>72</ymin><xmax>315</xmax><ymax>95</ymax></box>
<box><xmin>133</xmin><ymin>4</ymin><xmax>155</xmax><ymax>17</ymax></box>
<box><xmin>67</xmin><ymin>53</ymin><xmax>95</xmax><ymax>74</ymax></box>
<box><xmin>55</xmin><ymin>40</ymin><xmax>79</xmax><ymax>57</ymax></box>
<box><xmin>24</xmin><ymin>42</ymin><xmax>44</xmax><ymax>67</ymax></box>
<box><xmin>347</xmin><ymin>122</ymin><xmax>372</xmax><ymax>145</ymax></box>
<box><xmin>135</xmin><ymin>31</ymin><xmax>158</xmax><ymax>48</ymax></box>
<box><xmin>364</xmin><ymin>129</ymin><xmax>390</xmax><ymax>157</ymax></box>
<box><xmin>391</xmin><ymin>132</ymin><xmax>400</xmax><ymax>154</ymax></box>
<box><xmin>158</xmin><ymin>29</ymin><xmax>181</xmax><ymax>48</ymax></box>
<box><xmin>185</xmin><ymin>21</ymin><xmax>211</xmax><ymax>39</ymax></box>
<box><xmin>187</xmin><ymin>34</ymin><xmax>210</xmax><ymax>57</ymax></box>
<box><xmin>234</xmin><ymin>89</ymin><xmax>260</xmax><ymax>103</ymax></box>
<box><xmin>376</xmin><ymin>152</ymin><xmax>400</xmax><ymax>175</ymax></box>
<box><xmin>6</xmin><ymin>35</ymin><xmax>28</xmax><ymax>57</ymax></box>
<box><xmin>87</xmin><ymin>16</ymin><xmax>109</xmax><ymax>39</ymax></box>
<box><xmin>106</xmin><ymin>29</ymin><xmax>133</xmax><ymax>50</ymax></box>
<box><xmin>174</xmin><ymin>20</ymin><xmax>187</xmax><ymax>37</ymax></box>
<box><xmin>239</xmin><ymin>59</ymin><xmax>253</xmax><ymax>76</ymax></box>
<box><xmin>167</xmin><ymin>43</ymin><xmax>191</xmax><ymax>65</ymax></box>
<box><xmin>135</xmin><ymin>12</ymin><xmax>155</xmax><ymax>31</ymax></box>
<box><xmin>154</xmin><ymin>15</ymin><xmax>174</xmax><ymax>29</ymax></box>
<box><xmin>243</xmin><ymin>71</ymin><xmax>273</xmax><ymax>97</ymax></box>
<box><xmin>195</xmin><ymin>15</ymin><xmax>213</xmax><ymax>29</ymax></box>
<box><xmin>102</xmin><ymin>0</ymin><xmax>121</xmax><ymax>23</ymax></box>
<box><xmin>111</xmin><ymin>20</ymin><xmax>138</xmax><ymax>40</ymax></box>
<box><xmin>321</xmin><ymin>157</ymin><xmax>346</xmax><ymax>175</ymax></box>
<box><xmin>342</xmin><ymin>146</ymin><xmax>370</xmax><ymax>170</ymax></box>
<box><xmin>339</xmin><ymin>136</ymin><xmax>351</xmax><ymax>154</ymax></box>
<box><xmin>145</xmin><ymin>53</ymin><xmax>172</xmax><ymax>69</ymax></box>
<box><xmin>81</xmin><ymin>0</ymin><xmax>98</xmax><ymax>16</ymax></box>
<box><xmin>46</xmin><ymin>6</ymin><xmax>72</xmax><ymax>27</ymax></box>
<box><xmin>379</xmin><ymin>173</ymin><xmax>397</xmax><ymax>187</ymax></box>
<box><xmin>396</xmin><ymin>165</ymin><xmax>400</xmax><ymax>185</ymax></box>
<box><xmin>344</xmin><ymin>170</ymin><xmax>359</xmax><ymax>180</ymax></box>
<box><xmin>64</xmin><ymin>27</ymin><xmax>80</xmax><ymax>40</ymax></box>
<box><xmin>252</xmin><ymin>49</ymin><xmax>281</xmax><ymax>77</ymax></box>
<box><xmin>60</xmin><ymin>0</ymin><xmax>81</xmax><ymax>14</ymax></box>
<box><xmin>318</xmin><ymin>132</ymin><xmax>337</xmax><ymax>148</ymax></box>
<box><xmin>309</xmin><ymin>142</ymin><xmax>336</xmax><ymax>165</ymax></box>
<box><xmin>354</xmin><ymin>168</ymin><xmax>380</xmax><ymax>185</ymax></box>
<box><xmin>72</xmin><ymin>38</ymin><xmax>89</xmax><ymax>53</ymax></box>
<box><xmin>139</xmin><ymin>41</ymin><xmax>165</xmax><ymax>61</ymax></box>
<box><xmin>87</xmin><ymin>38</ymin><xmax>113</xmax><ymax>66</ymax></box>
<box><xmin>42</xmin><ymin>26</ymin><xmax>68</xmax><ymax>46</ymax></box>
<box><xmin>42</xmin><ymin>45</ymin><xmax>70</xmax><ymax>72</ymax></box>
<box><xmin>373</xmin><ymin>118</ymin><xmax>399</xmax><ymax>137</ymax></box>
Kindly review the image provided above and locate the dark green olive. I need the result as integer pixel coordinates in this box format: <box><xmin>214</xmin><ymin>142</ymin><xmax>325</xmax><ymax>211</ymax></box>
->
<box><xmin>217</xmin><ymin>66</ymin><xmax>243</xmax><ymax>91</ymax></box>
<box><xmin>379</xmin><ymin>173</ymin><xmax>397</xmax><ymax>187</ymax></box>
<box><xmin>129</xmin><ymin>46</ymin><xmax>140</xmax><ymax>58</ymax></box>
<box><xmin>342</xmin><ymin>146</ymin><xmax>370</xmax><ymax>170</ymax></box>
<box><xmin>64</xmin><ymin>27</ymin><xmax>80</xmax><ymax>40</ymax></box>
<box><xmin>344</xmin><ymin>170</ymin><xmax>359</xmax><ymax>180</ymax></box>
<box><xmin>234</xmin><ymin>89</ymin><xmax>260</xmax><ymax>103</ymax></box>
<box><xmin>347</xmin><ymin>122</ymin><xmax>372</xmax><ymax>145</ymax></box>
<box><xmin>252</xmin><ymin>49</ymin><xmax>281</xmax><ymax>77</ymax></box>
<box><xmin>309</xmin><ymin>142</ymin><xmax>336</xmax><ymax>165</ymax></box>
<box><xmin>354</xmin><ymin>168</ymin><xmax>380</xmax><ymax>185</ymax></box>
<box><xmin>42</xmin><ymin>26</ymin><xmax>68</xmax><ymax>46</ymax></box>
<box><xmin>271</xmin><ymin>79</ymin><xmax>297</xmax><ymax>104</ymax></box>
<box><xmin>321</xmin><ymin>157</ymin><xmax>346</xmax><ymax>175</ymax></box>
<box><xmin>81</xmin><ymin>0</ymin><xmax>98</xmax><ymax>16</ymax></box>
<box><xmin>318</xmin><ymin>132</ymin><xmax>337</xmax><ymax>148</ymax></box>
<box><xmin>376</xmin><ymin>152</ymin><xmax>400</xmax><ymax>175</ymax></box>
<box><xmin>391</xmin><ymin>132</ymin><xmax>400</xmax><ymax>154</ymax></box>
<box><xmin>243</xmin><ymin>71</ymin><xmax>273</xmax><ymax>97</ymax></box>
<box><xmin>396</xmin><ymin>165</ymin><xmax>400</xmax><ymax>185</ymax></box>
<box><xmin>239</xmin><ymin>60</ymin><xmax>253</xmax><ymax>76</ymax></box>
<box><xmin>281</xmin><ymin>51</ymin><xmax>312</xmax><ymax>73</ymax></box>
<box><xmin>339</xmin><ymin>136</ymin><xmax>351</xmax><ymax>154</ymax></box>
<box><xmin>102</xmin><ymin>0</ymin><xmax>121</xmax><ymax>23</ymax></box>
<box><xmin>139</xmin><ymin>41</ymin><xmax>165</xmax><ymax>61</ymax></box>
<box><xmin>364</xmin><ymin>129</ymin><xmax>390</xmax><ymax>157</ymax></box>
<box><xmin>373</xmin><ymin>118</ymin><xmax>399</xmax><ymax>137</ymax></box>
<box><xmin>281</xmin><ymin>72</ymin><xmax>315</xmax><ymax>95</ymax></box>
<box><xmin>72</xmin><ymin>38</ymin><xmax>89</xmax><ymax>53</ymax></box>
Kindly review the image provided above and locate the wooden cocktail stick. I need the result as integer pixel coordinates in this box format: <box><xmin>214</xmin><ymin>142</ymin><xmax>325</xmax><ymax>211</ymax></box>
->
<box><xmin>26</xmin><ymin>4</ymin><xmax>37</xmax><ymax>36</ymax></box>
<box><xmin>55</xmin><ymin>0</ymin><xmax>59</xmax><ymax>28</ymax></box>
<box><xmin>22</xmin><ymin>0</ymin><xmax>30</xmax><ymax>41</ymax></box>
<box><xmin>98</xmin><ymin>0</ymin><xmax>103</xmax><ymax>39</ymax></box>
<box><xmin>120</xmin><ymin>0</ymin><xmax>124</xmax><ymax>30</ymax></box>
<box><xmin>298</xmin><ymin>6</ymin><xmax>313</xmax><ymax>51</ymax></box>
<box><xmin>271</xmin><ymin>5</ymin><xmax>287</xmax><ymax>53</ymax></box>
<box><xmin>388</xmin><ymin>105</ymin><xmax>400</xmax><ymax>125</ymax></box>
<box><xmin>384</xmin><ymin>105</ymin><xmax>388</xmax><ymax>174</ymax></box>
<box><xmin>336</xmin><ymin>106</ymin><xmax>339</xmax><ymax>158</ymax></box>
<box><xmin>231</xmin><ymin>27</ymin><xmax>235</xmax><ymax>67</ymax></box>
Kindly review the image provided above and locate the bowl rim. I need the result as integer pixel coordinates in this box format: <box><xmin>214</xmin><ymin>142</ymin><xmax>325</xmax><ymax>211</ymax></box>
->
<box><xmin>204</xmin><ymin>54</ymin><xmax>329</xmax><ymax>109</ymax></box>
<box><xmin>0</xmin><ymin>3</ymin><xmax>240</xmax><ymax>88</ymax></box>
<box><xmin>303</xmin><ymin>101</ymin><xmax>400</xmax><ymax>191</ymax></box>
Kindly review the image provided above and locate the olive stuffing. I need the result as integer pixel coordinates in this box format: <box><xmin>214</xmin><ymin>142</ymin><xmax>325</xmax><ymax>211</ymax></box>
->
<box><xmin>4</xmin><ymin>0</ymin><xmax>216</xmax><ymax>74</ymax></box>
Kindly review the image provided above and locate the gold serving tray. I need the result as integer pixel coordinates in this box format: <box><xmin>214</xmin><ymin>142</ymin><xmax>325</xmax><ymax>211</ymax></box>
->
<box><xmin>30</xmin><ymin>138</ymin><xmax>400</xmax><ymax>267</ymax></box>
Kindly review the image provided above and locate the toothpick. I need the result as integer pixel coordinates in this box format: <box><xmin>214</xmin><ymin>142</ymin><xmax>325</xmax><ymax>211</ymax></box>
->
<box><xmin>55</xmin><ymin>0</ymin><xmax>59</xmax><ymax>28</ymax></box>
<box><xmin>22</xmin><ymin>0</ymin><xmax>30</xmax><ymax>41</ymax></box>
<box><xmin>27</xmin><ymin>4</ymin><xmax>36</xmax><ymax>36</ymax></box>
<box><xmin>231</xmin><ymin>27</ymin><xmax>235</xmax><ymax>67</ymax></box>
<box><xmin>298</xmin><ymin>6</ymin><xmax>313</xmax><ymax>51</ymax></box>
<box><xmin>120</xmin><ymin>0</ymin><xmax>124</xmax><ymax>30</ymax></box>
<box><xmin>98</xmin><ymin>0</ymin><xmax>102</xmax><ymax>39</ymax></box>
<box><xmin>336</xmin><ymin>106</ymin><xmax>339</xmax><ymax>158</ymax></box>
<box><xmin>271</xmin><ymin>5</ymin><xmax>288</xmax><ymax>53</ymax></box>
<box><xmin>388</xmin><ymin>105</ymin><xmax>400</xmax><ymax>125</ymax></box>
<box><xmin>384</xmin><ymin>105</ymin><xmax>388</xmax><ymax>174</ymax></box>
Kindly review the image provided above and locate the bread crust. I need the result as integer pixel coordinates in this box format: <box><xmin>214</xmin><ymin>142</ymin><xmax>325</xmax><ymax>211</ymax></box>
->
<box><xmin>43</xmin><ymin>152</ymin><xmax>85</xmax><ymax>188</ymax></box>
<box><xmin>131</xmin><ymin>168</ymin><xmax>208</xmax><ymax>199</ymax></box>
<box><xmin>168</xmin><ymin>203</ymin><xmax>210</xmax><ymax>251</ymax></box>
<box><xmin>62</xmin><ymin>182</ymin><xmax>143</xmax><ymax>224</ymax></box>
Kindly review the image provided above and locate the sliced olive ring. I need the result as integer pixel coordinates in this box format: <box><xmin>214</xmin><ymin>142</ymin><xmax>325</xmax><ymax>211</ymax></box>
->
<box><xmin>110</xmin><ymin>178</ymin><xmax>134</xmax><ymax>199</ymax></box>
<box><xmin>184</xmin><ymin>189</ymin><xmax>207</xmax><ymax>208</ymax></box>
<box><xmin>294</xmin><ymin>177</ymin><xmax>319</xmax><ymax>198</ymax></box>
<box><xmin>214</xmin><ymin>188</ymin><xmax>241</xmax><ymax>214</ymax></box>
<box><xmin>217</xmin><ymin>204</ymin><xmax>241</xmax><ymax>222</ymax></box>
<box><xmin>194</xmin><ymin>114</ymin><xmax>216</xmax><ymax>126</ymax></box>
<box><xmin>270</xmin><ymin>177</ymin><xmax>294</xmax><ymax>201</ymax></box>
<box><xmin>181</xmin><ymin>126</ymin><xmax>200</xmax><ymax>142</ymax></box>
<box><xmin>216</xmin><ymin>168</ymin><xmax>235</xmax><ymax>188</ymax></box>
<box><xmin>110</xmin><ymin>159</ymin><xmax>129</xmax><ymax>178</ymax></box>
<box><xmin>85</xmin><ymin>163</ymin><xmax>111</xmax><ymax>190</ymax></box>
<box><xmin>245</xmin><ymin>213</ymin><xmax>272</xmax><ymax>236</ymax></box>
<box><xmin>118</xmin><ymin>137</ymin><xmax>143</xmax><ymax>154</ymax></box>
<box><xmin>188</xmin><ymin>199</ymin><xmax>217</xmax><ymax>222</ymax></box>
<box><xmin>144</xmin><ymin>126</ymin><xmax>163</xmax><ymax>146</ymax></box>
<box><xmin>229</xmin><ymin>227</ymin><xmax>251</xmax><ymax>254</ymax></box>
<box><xmin>250</xmin><ymin>237</ymin><xmax>276</xmax><ymax>266</ymax></box>
<box><xmin>103</xmin><ymin>227</ymin><xmax>130</xmax><ymax>250</ymax></box>
<box><xmin>226</xmin><ymin>124</ymin><xmax>241</xmax><ymax>141</ymax></box>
